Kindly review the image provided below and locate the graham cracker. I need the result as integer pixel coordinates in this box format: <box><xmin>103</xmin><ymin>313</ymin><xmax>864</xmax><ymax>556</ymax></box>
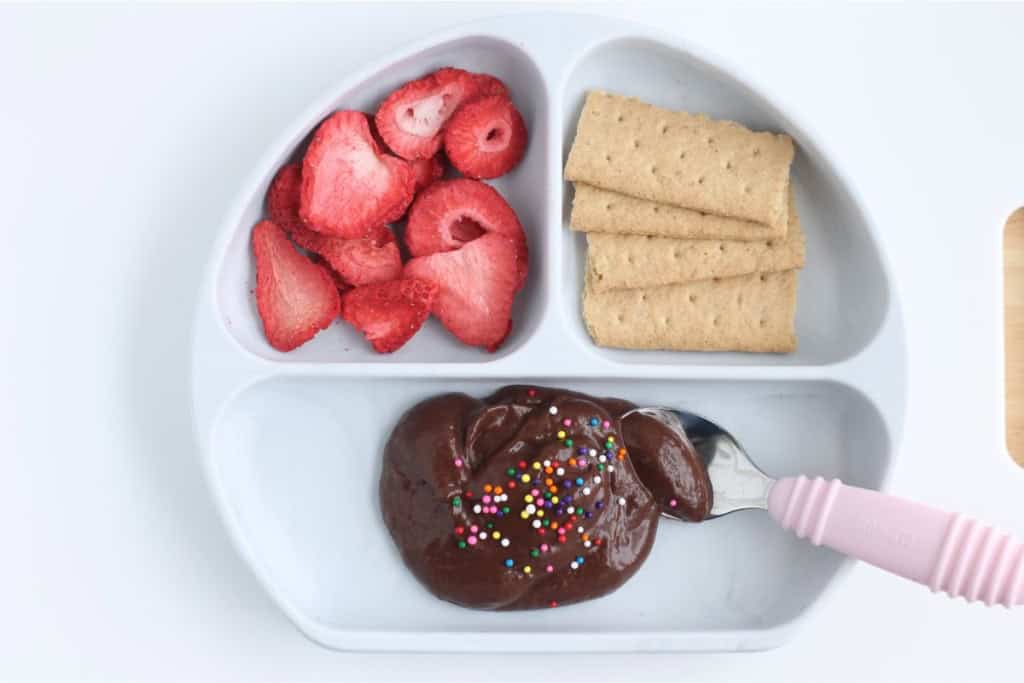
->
<box><xmin>564</xmin><ymin>91</ymin><xmax>795</xmax><ymax>231</ymax></box>
<box><xmin>586</xmin><ymin>191</ymin><xmax>805</xmax><ymax>291</ymax></box>
<box><xmin>570</xmin><ymin>184</ymin><xmax>784</xmax><ymax>241</ymax></box>
<box><xmin>582</xmin><ymin>270</ymin><xmax>798</xmax><ymax>353</ymax></box>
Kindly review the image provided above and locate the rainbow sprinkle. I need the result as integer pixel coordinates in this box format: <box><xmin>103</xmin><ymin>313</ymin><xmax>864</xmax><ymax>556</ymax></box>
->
<box><xmin>446</xmin><ymin>405</ymin><xmax>632</xmax><ymax>595</ymax></box>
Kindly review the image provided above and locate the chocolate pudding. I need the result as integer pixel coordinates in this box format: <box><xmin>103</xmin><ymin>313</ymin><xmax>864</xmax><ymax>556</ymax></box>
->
<box><xmin>379</xmin><ymin>385</ymin><xmax>711</xmax><ymax>610</ymax></box>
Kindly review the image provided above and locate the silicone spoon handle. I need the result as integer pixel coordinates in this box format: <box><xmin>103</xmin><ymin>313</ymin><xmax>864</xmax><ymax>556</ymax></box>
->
<box><xmin>767</xmin><ymin>476</ymin><xmax>1024</xmax><ymax>606</ymax></box>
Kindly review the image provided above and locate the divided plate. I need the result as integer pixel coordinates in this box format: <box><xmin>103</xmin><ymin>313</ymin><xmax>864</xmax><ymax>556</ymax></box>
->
<box><xmin>191</xmin><ymin>13</ymin><xmax>906</xmax><ymax>652</ymax></box>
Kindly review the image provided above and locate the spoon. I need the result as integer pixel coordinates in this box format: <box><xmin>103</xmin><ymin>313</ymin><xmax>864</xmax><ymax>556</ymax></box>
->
<box><xmin>628</xmin><ymin>407</ymin><xmax>1024</xmax><ymax>607</ymax></box>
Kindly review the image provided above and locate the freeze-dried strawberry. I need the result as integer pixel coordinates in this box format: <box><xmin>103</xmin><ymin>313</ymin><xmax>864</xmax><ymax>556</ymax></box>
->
<box><xmin>252</xmin><ymin>220</ymin><xmax>340</xmax><ymax>351</ymax></box>
<box><xmin>374</xmin><ymin>68</ymin><xmax>507</xmax><ymax>160</ymax></box>
<box><xmin>444</xmin><ymin>95</ymin><xmax>527</xmax><ymax>179</ymax></box>
<box><xmin>403</xmin><ymin>233</ymin><xmax>520</xmax><ymax>352</ymax></box>
<box><xmin>291</xmin><ymin>223</ymin><xmax>402</xmax><ymax>287</ymax></box>
<box><xmin>300</xmin><ymin>111</ymin><xmax>414</xmax><ymax>237</ymax></box>
<box><xmin>266</xmin><ymin>162</ymin><xmax>306</xmax><ymax>234</ymax></box>
<box><xmin>410</xmin><ymin>154</ymin><xmax>445</xmax><ymax>193</ymax></box>
<box><xmin>340</xmin><ymin>278</ymin><xmax>438</xmax><ymax>353</ymax></box>
<box><xmin>404</xmin><ymin>179</ymin><xmax>528</xmax><ymax>288</ymax></box>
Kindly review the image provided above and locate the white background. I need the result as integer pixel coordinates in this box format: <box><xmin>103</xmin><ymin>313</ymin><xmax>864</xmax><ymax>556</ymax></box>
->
<box><xmin>4</xmin><ymin>3</ymin><xmax>1024</xmax><ymax>681</ymax></box>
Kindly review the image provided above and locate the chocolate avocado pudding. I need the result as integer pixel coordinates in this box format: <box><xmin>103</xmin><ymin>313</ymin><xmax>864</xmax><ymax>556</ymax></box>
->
<box><xmin>379</xmin><ymin>385</ymin><xmax>711</xmax><ymax>610</ymax></box>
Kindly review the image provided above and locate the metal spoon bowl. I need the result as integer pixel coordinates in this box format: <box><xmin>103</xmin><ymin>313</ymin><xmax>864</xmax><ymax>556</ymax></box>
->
<box><xmin>625</xmin><ymin>407</ymin><xmax>773</xmax><ymax>518</ymax></box>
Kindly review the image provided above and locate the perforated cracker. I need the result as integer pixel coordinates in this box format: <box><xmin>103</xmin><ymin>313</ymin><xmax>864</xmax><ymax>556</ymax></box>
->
<box><xmin>582</xmin><ymin>270</ymin><xmax>798</xmax><ymax>353</ymax></box>
<box><xmin>570</xmin><ymin>184</ymin><xmax>784</xmax><ymax>241</ymax></box>
<box><xmin>564</xmin><ymin>91</ymin><xmax>795</xmax><ymax>231</ymax></box>
<box><xmin>586</xmin><ymin>191</ymin><xmax>804</xmax><ymax>291</ymax></box>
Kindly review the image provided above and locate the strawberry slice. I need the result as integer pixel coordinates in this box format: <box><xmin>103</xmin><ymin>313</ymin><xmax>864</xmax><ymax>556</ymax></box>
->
<box><xmin>464</xmin><ymin>71</ymin><xmax>508</xmax><ymax>98</ymax></box>
<box><xmin>340</xmin><ymin>278</ymin><xmax>438</xmax><ymax>353</ymax></box>
<box><xmin>266</xmin><ymin>163</ymin><xmax>403</xmax><ymax>285</ymax></box>
<box><xmin>300</xmin><ymin>111</ymin><xmax>414</xmax><ymax>238</ymax></box>
<box><xmin>410</xmin><ymin>154</ymin><xmax>445</xmax><ymax>194</ymax></box>
<box><xmin>252</xmin><ymin>220</ymin><xmax>340</xmax><ymax>351</ymax></box>
<box><xmin>309</xmin><ymin>253</ymin><xmax>352</xmax><ymax>294</ymax></box>
<box><xmin>436</xmin><ymin>67</ymin><xmax>508</xmax><ymax>99</ymax></box>
<box><xmin>291</xmin><ymin>223</ymin><xmax>402</xmax><ymax>287</ymax></box>
<box><xmin>365</xmin><ymin>112</ymin><xmax>391</xmax><ymax>151</ymax></box>
<box><xmin>403</xmin><ymin>233</ymin><xmax>520</xmax><ymax>352</ymax></box>
<box><xmin>404</xmin><ymin>178</ymin><xmax>528</xmax><ymax>288</ymax></box>
<box><xmin>366</xmin><ymin>115</ymin><xmax>417</xmax><ymax>225</ymax></box>
<box><xmin>266</xmin><ymin>162</ymin><xmax>306</xmax><ymax>234</ymax></box>
<box><xmin>444</xmin><ymin>95</ymin><xmax>527</xmax><ymax>179</ymax></box>
<box><xmin>374</xmin><ymin>68</ymin><xmax>508</xmax><ymax>160</ymax></box>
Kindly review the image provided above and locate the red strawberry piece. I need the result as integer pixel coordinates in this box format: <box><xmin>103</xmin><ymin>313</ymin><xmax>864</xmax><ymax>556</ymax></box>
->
<box><xmin>466</xmin><ymin>71</ymin><xmax>508</xmax><ymax>98</ymax></box>
<box><xmin>291</xmin><ymin>223</ymin><xmax>402</xmax><ymax>287</ymax></box>
<box><xmin>268</xmin><ymin>162</ymin><xmax>403</xmax><ymax>285</ymax></box>
<box><xmin>340</xmin><ymin>278</ymin><xmax>439</xmax><ymax>353</ymax></box>
<box><xmin>266</xmin><ymin>162</ymin><xmax>306</xmax><ymax>233</ymax></box>
<box><xmin>410</xmin><ymin>154</ymin><xmax>445</xmax><ymax>194</ymax></box>
<box><xmin>374</xmin><ymin>68</ymin><xmax>505</xmax><ymax>161</ymax></box>
<box><xmin>404</xmin><ymin>178</ymin><xmax>528</xmax><ymax>288</ymax></box>
<box><xmin>435</xmin><ymin>67</ymin><xmax>508</xmax><ymax>98</ymax></box>
<box><xmin>444</xmin><ymin>95</ymin><xmax>527</xmax><ymax>179</ymax></box>
<box><xmin>300</xmin><ymin>110</ymin><xmax>414</xmax><ymax>237</ymax></box>
<box><xmin>365</xmin><ymin>112</ymin><xmax>391</xmax><ymax>152</ymax></box>
<box><xmin>309</xmin><ymin>253</ymin><xmax>352</xmax><ymax>293</ymax></box>
<box><xmin>403</xmin><ymin>233</ymin><xmax>520</xmax><ymax>352</ymax></box>
<box><xmin>252</xmin><ymin>220</ymin><xmax>340</xmax><ymax>351</ymax></box>
<box><xmin>267</xmin><ymin>160</ymin><xmax>402</xmax><ymax>235</ymax></box>
<box><xmin>366</xmin><ymin>112</ymin><xmax>443</xmax><ymax>209</ymax></box>
<box><xmin>364</xmin><ymin>114</ymin><xmax>419</xmax><ymax>223</ymax></box>
<box><xmin>266</xmin><ymin>160</ymin><xmax>393</xmax><ymax>240</ymax></box>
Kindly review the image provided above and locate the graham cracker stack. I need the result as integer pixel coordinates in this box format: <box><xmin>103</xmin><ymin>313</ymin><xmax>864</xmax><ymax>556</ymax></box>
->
<box><xmin>586</xmin><ymin>191</ymin><xmax>805</xmax><ymax>292</ymax></box>
<box><xmin>564</xmin><ymin>90</ymin><xmax>803</xmax><ymax>353</ymax></box>
<box><xmin>565</xmin><ymin>90</ymin><xmax>795</xmax><ymax>235</ymax></box>
<box><xmin>570</xmin><ymin>184</ymin><xmax>782</xmax><ymax>241</ymax></box>
<box><xmin>583</xmin><ymin>271</ymin><xmax>798</xmax><ymax>353</ymax></box>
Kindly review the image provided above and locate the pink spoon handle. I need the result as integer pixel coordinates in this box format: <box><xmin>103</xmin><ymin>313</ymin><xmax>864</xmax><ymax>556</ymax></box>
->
<box><xmin>767</xmin><ymin>476</ymin><xmax>1024</xmax><ymax>606</ymax></box>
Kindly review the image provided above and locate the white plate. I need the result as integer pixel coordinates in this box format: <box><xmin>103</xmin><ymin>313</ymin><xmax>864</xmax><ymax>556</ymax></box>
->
<box><xmin>191</xmin><ymin>13</ymin><xmax>906</xmax><ymax>652</ymax></box>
